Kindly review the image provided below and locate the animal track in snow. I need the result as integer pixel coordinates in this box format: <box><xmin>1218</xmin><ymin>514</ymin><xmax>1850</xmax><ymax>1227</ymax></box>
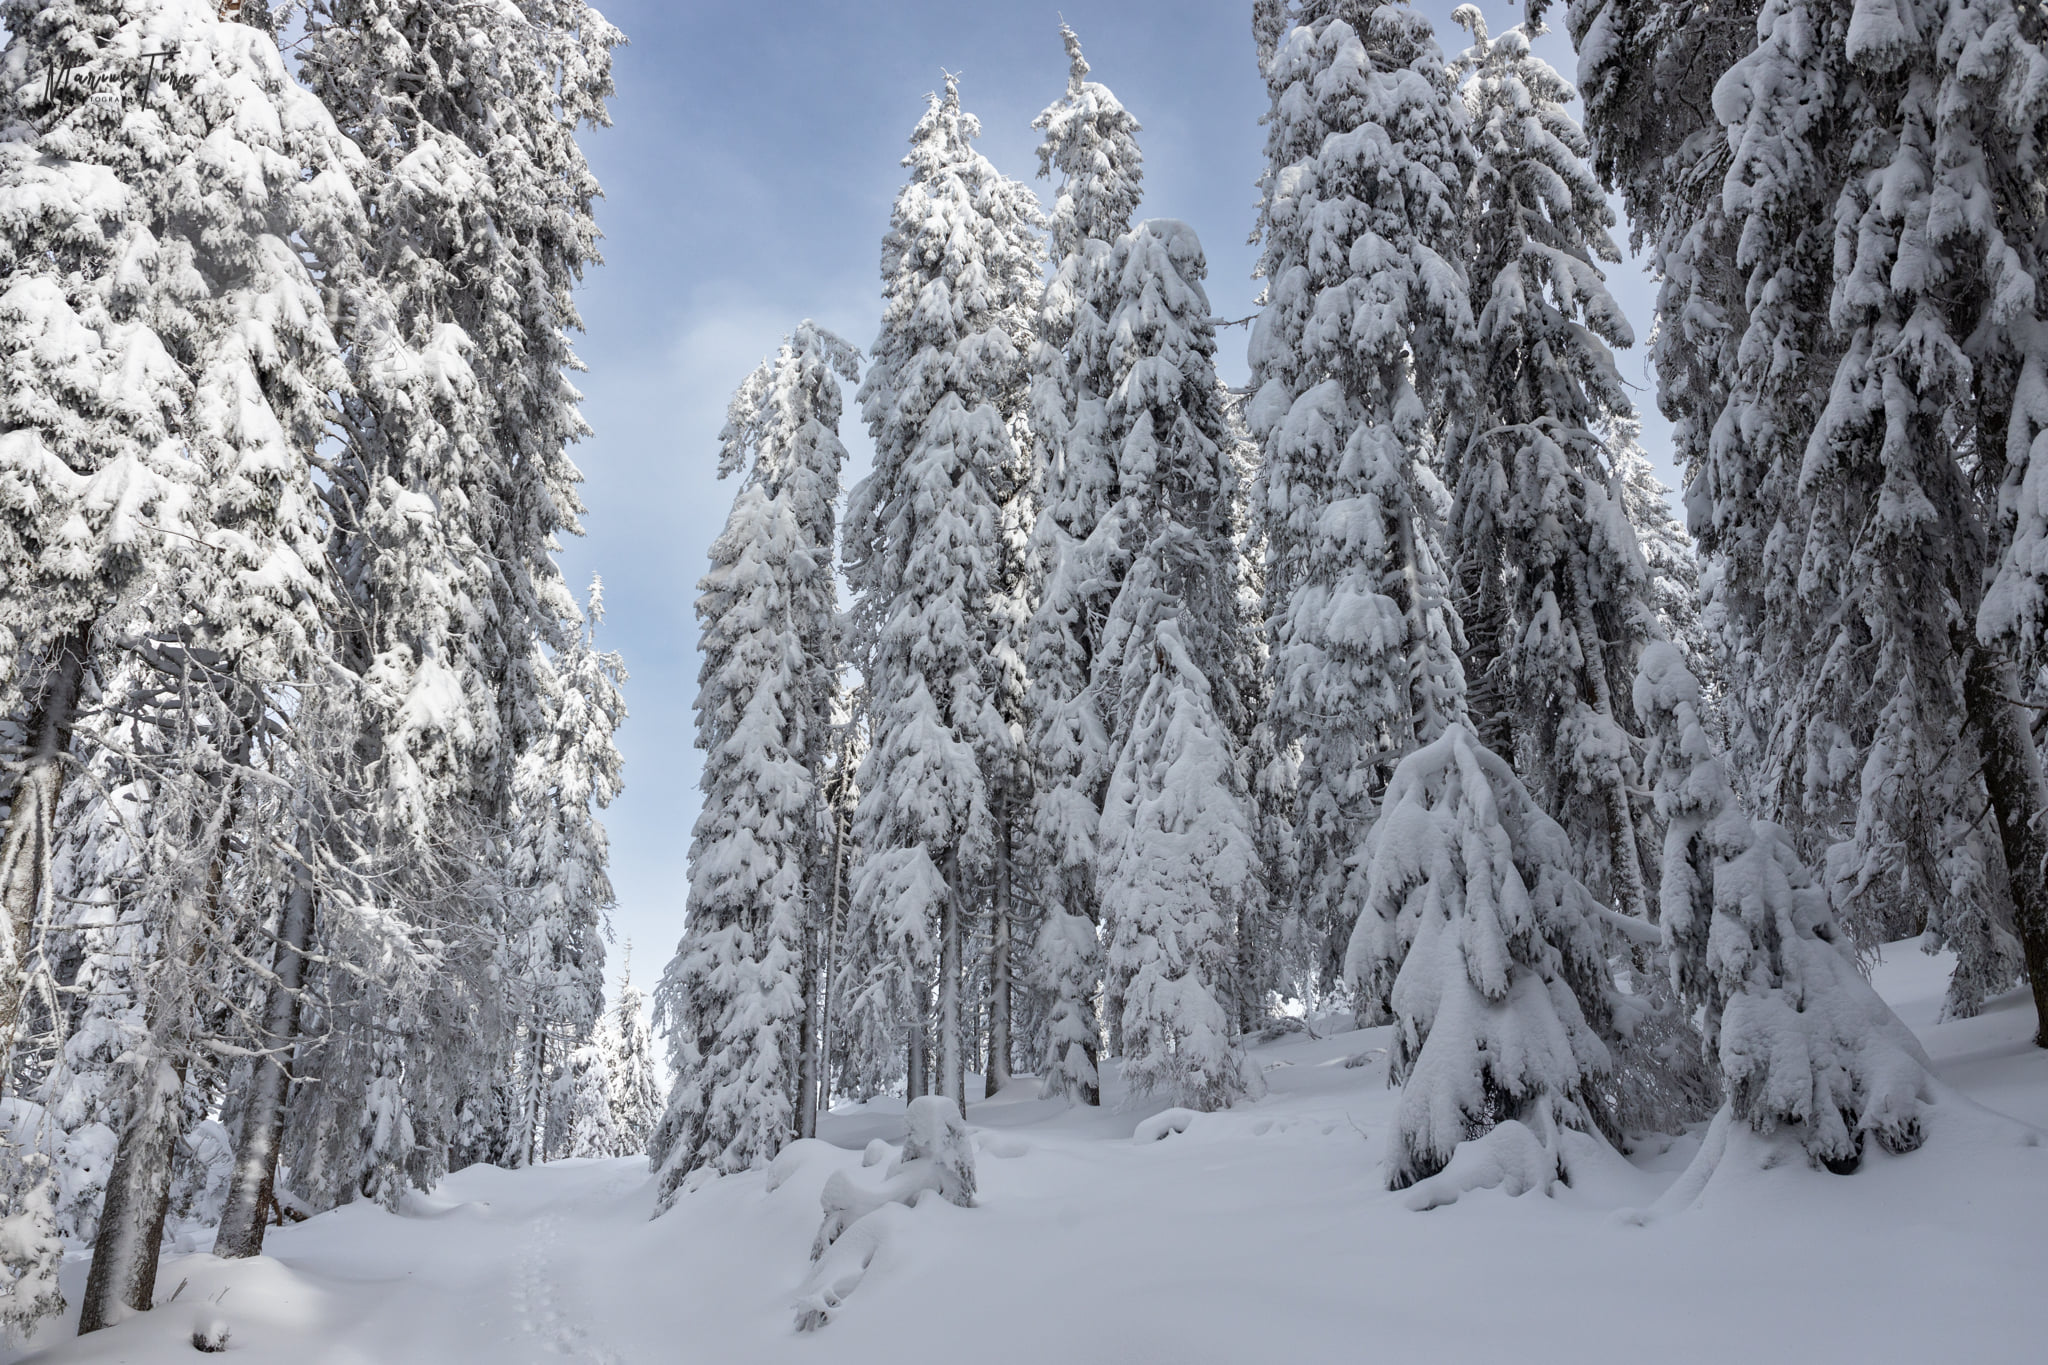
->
<box><xmin>512</xmin><ymin>1210</ymin><xmax>624</xmax><ymax>1363</ymax></box>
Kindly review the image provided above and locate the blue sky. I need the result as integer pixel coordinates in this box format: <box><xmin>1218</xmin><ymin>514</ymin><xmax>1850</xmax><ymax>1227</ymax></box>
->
<box><xmin>556</xmin><ymin>0</ymin><xmax>1680</xmax><ymax>998</ymax></box>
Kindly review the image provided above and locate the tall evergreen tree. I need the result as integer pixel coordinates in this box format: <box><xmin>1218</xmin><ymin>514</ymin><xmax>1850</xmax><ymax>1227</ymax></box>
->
<box><xmin>1575</xmin><ymin>0</ymin><xmax>2048</xmax><ymax>1033</ymax></box>
<box><xmin>1814</xmin><ymin>0</ymin><xmax>2048</xmax><ymax>1029</ymax></box>
<box><xmin>1447</xmin><ymin>6</ymin><xmax>1658</xmax><ymax>920</ymax></box>
<box><xmin>1610</xmin><ymin>420</ymin><xmax>1705</xmax><ymax>667</ymax></box>
<box><xmin>277</xmin><ymin>0</ymin><xmax>628</xmax><ymax>1205</ymax></box>
<box><xmin>1248</xmin><ymin>0</ymin><xmax>1476</xmax><ymax>996</ymax></box>
<box><xmin>653</xmin><ymin>326</ymin><xmax>854</xmax><ymax>1205</ymax></box>
<box><xmin>1025</xmin><ymin>24</ymin><xmax>1144</xmax><ymax>1107</ymax></box>
<box><xmin>505</xmin><ymin>580</ymin><xmax>625</xmax><ymax>1167</ymax></box>
<box><xmin>1091</xmin><ymin>220</ymin><xmax>1264</xmax><ymax>1109</ymax></box>
<box><xmin>0</xmin><ymin>0</ymin><xmax>391</xmax><ymax>1328</ymax></box>
<box><xmin>840</xmin><ymin>78</ymin><xmax>1042</xmax><ymax>1115</ymax></box>
<box><xmin>0</xmin><ymin>0</ymin><xmax>197</xmax><ymax>1085</ymax></box>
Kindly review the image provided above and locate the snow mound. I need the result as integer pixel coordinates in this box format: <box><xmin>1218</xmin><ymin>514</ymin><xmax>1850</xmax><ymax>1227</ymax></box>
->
<box><xmin>1133</xmin><ymin>1108</ymin><xmax>1200</xmax><ymax>1143</ymax></box>
<box><xmin>1401</xmin><ymin>1118</ymin><xmax>1556</xmax><ymax>1210</ymax></box>
<box><xmin>796</xmin><ymin>1098</ymin><xmax>978</xmax><ymax>1331</ymax></box>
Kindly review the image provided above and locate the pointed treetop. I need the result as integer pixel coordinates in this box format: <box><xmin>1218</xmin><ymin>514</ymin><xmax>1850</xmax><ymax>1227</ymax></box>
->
<box><xmin>1062</xmin><ymin>21</ymin><xmax>1089</xmax><ymax>92</ymax></box>
<box><xmin>719</xmin><ymin>321</ymin><xmax>860</xmax><ymax>483</ymax></box>
<box><xmin>1033</xmin><ymin>24</ymin><xmax>1143</xmax><ymax>261</ymax></box>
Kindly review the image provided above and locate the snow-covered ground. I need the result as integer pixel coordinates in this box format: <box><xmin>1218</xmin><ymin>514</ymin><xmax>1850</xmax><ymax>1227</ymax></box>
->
<box><xmin>9</xmin><ymin>943</ymin><xmax>2044</xmax><ymax>1365</ymax></box>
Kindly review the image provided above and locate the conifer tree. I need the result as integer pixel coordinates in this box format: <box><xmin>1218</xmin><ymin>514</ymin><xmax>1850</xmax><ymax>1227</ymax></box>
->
<box><xmin>562</xmin><ymin>1044</ymin><xmax>622</xmax><ymax>1158</ymax></box>
<box><xmin>1346</xmin><ymin>722</ymin><xmax>1622</xmax><ymax>1192</ymax></box>
<box><xmin>1636</xmin><ymin>643</ymin><xmax>1933</xmax><ymax>1172</ymax></box>
<box><xmin>0</xmin><ymin>0</ymin><xmax>390</xmax><ymax>1328</ymax></box>
<box><xmin>1248</xmin><ymin>1</ymin><xmax>1476</xmax><ymax>997</ymax></box>
<box><xmin>0</xmin><ymin>0</ymin><xmax>196</xmax><ymax>1083</ymax></box>
<box><xmin>505</xmin><ymin>582</ymin><xmax>625</xmax><ymax>1168</ymax></box>
<box><xmin>1610</xmin><ymin>421</ymin><xmax>1704</xmax><ymax>666</ymax></box>
<box><xmin>1576</xmin><ymin>0</ymin><xmax>2048</xmax><ymax>1032</ymax></box>
<box><xmin>653</xmin><ymin>327</ymin><xmax>854</xmax><ymax>1204</ymax></box>
<box><xmin>1447</xmin><ymin>6</ymin><xmax>1657</xmax><ymax>919</ymax></box>
<box><xmin>603</xmin><ymin>954</ymin><xmax>665</xmax><ymax>1153</ymax></box>
<box><xmin>1813</xmin><ymin>0</ymin><xmax>2048</xmax><ymax>1030</ymax></box>
<box><xmin>276</xmin><ymin>0</ymin><xmax>628</xmax><ymax>1201</ymax></box>
<box><xmin>1025</xmin><ymin>24</ymin><xmax>1145</xmax><ymax>1106</ymax></box>
<box><xmin>1088</xmin><ymin>220</ymin><xmax>1263</xmax><ymax>1110</ymax></box>
<box><xmin>841</xmin><ymin>79</ymin><xmax>1042</xmax><ymax>1115</ymax></box>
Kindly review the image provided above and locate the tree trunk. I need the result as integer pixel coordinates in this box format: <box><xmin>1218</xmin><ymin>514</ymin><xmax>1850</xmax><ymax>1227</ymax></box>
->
<box><xmin>905</xmin><ymin>993</ymin><xmax>928</xmax><ymax>1100</ymax></box>
<box><xmin>514</xmin><ymin>1024</ymin><xmax>547</xmax><ymax>1166</ymax></box>
<box><xmin>0</xmin><ymin>624</ymin><xmax>91</xmax><ymax>1082</ymax></box>
<box><xmin>1234</xmin><ymin>895</ymin><xmax>1263</xmax><ymax>1036</ymax></box>
<box><xmin>214</xmin><ymin>855</ymin><xmax>316</xmax><ymax>1259</ymax></box>
<box><xmin>80</xmin><ymin>764</ymin><xmax>237</xmax><ymax>1336</ymax></box>
<box><xmin>939</xmin><ymin>851</ymin><xmax>965</xmax><ymax>1116</ymax></box>
<box><xmin>76</xmin><ymin>1047</ymin><xmax>185</xmax><ymax>1334</ymax></box>
<box><xmin>796</xmin><ymin>911</ymin><xmax>821</xmax><ymax>1140</ymax></box>
<box><xmin>984</xmin><ymin>807</ymin><xmax>1012</xmax><ymax>1099</ymax></box>
<box><xmin>817</xmin><ymin>792</ymin><xmax>848</xmax><ymax>1119</ymax></box>
<box><xmin>1569</xmin><ymin>565</ymin><xmax>1651</xmax><ymax>921</ymax></box>
<box><xmin>1962</xmin><ymin>647</ymin><xmax>2048</xmax><ymax>1046</ymax></box>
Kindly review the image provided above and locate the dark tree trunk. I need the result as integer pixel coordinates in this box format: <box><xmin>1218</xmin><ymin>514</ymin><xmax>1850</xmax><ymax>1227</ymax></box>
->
<box><xmin>796</xmin><ymin>912</ymin><xmax>821</xmax><ymax>1140</ymax></box>
<box><xmin>516</xmin><ymin>1026</ymin><xmax>548</xmax><ymax>1166</ymax></box>
<box><xmin>816</xmin><ymin>790</ymin><xmax>849</xmax><ymax>1119</ymax></box>
<box><xmin>80</xmin><ymin>769</ymin><xmax>239</xmax><ymax>1334</ymax></box>
<box><xmin>984</xmin><ymin>806</ymin><xmax>1013</xmax><ymax>1099</ymax></box>
<box><xmin>76</xmin><ymin>1049</ymin><xmax>185</xmax><ymax>1334</ymax></box>
<box><xmin>1570</xmin><ymin>563</ymin><xmax>1650</xmax><ymax>921</ymax></box>
<box><xmin>905</xmin><ymin>996</ymin><xmax>928</xmax><ymax>1100</ymax></box>
<box><xmin>214</xmin><ymin>857</ymin><xmax>316</xmax><ymax>1259</ymax></box>
<box><xmin>939</xmin><ymin>849</ymin><xmax>966</xmax><ymax>1116</ymax></box>
<box><xmin>1962</xmin><ymin>647</ymin><xmax>2048</xmax><ymax>1046</ymax></box>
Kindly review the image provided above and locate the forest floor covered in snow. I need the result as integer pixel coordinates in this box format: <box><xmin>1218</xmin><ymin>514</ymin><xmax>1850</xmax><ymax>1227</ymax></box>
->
<box><xmin>8</xmin><ymin>942</ymin><xmax>2045</xmax><ymax>1365</ymax></box>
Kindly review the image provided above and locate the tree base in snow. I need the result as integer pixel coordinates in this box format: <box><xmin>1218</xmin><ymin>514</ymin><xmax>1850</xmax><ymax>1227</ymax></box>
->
<box><xmin>1642</xmin><ymin>1081</ymin><xmax>2041</xmax><ymax>1219</ymax></box>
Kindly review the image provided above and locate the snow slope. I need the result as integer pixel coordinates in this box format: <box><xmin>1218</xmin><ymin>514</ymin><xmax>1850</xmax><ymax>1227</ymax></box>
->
<box><xmin>9</xmin><ymin>943</ymin><xmax>2044</xmax><ymax>1364</ymax></box>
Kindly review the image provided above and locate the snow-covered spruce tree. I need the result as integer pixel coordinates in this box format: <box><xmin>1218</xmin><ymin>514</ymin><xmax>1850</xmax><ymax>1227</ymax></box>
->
<box><xmin>0</xmin><ymin>0</ymin><xmax>196</xmax><ymax>1087</ymax></box>
<box><xmin>1567</xmin><ymin>0</ymin><xmax>1764</xmax><ymax>772</ymax></box>
<box><xmin>1345</xmin><ymin>722</ymin><xmax>1623</xmax><ymax>1194</ymax></box>
<box><xmin>304</xmin><ymin>0</ymin><xmax>624</xmax><ymax>802</ymax></box>
<box><xmin>1824</xmin><ymin>0</ymin><xmax>2048</xmax><ymax>1034</ymax></box>
<box><xmin>506</xmin><ymin>580</ymin><xmax>624</xmax><ymax>1166</ymax></box>
<box><xmin>1249</xmin><ymin>1</ymin><xmax>1475</xmax><ymax>999</ymax></box>
<box><xmin>1594</xmin><ymin>0</ymin><xmax>2048</xmax><ymax>1024</ymax></box>
<box><xmin>1634</xmin><ymin>642</ymin><xmax>1933</xmax><ymax>1172</ymax></box>
<box><xmin>1690</xmin><ymin>0</ymin><xmax>1967</xmax><ymax>956</ymax></box>
<box><xmin>1100</xmin><ymin>622</ymin><xmax>1262</xmax><ymax>1112</ymax></box>
<box><xmin>1447</xmin><ymin>7</ymin><xmax>1661</xmax><ymax>923</ymax></box>
<box><xmin>652</xmin><ymin>328</ymin><xmax>854</xmax><ymax>1204</ymax></box>
<box><xmin>1024</xmin><ymin>25</ymin><xmax>1144</xmax><ymax>1106</ymax></box>
<box><xmin>1086</xmin><ymin>220</ymin><xmax>1263</xmax><ymax>1110</ymax></box>
<box><xmin>1611</xmin><ymin>419</ymin><xmax>1704</xmax><ymax>668</ymax></box>
<box><xmin>293</xmin><ymin>0</ymin><xmax>628</xmax><ymax>1191</ymax></box>
<box><xmin>562</xmin><ymin>1043</ymin><xmax>621</xmax><ymax>1158</ymax></box>
<box><xmin>735</xmin><ymin>325</ymin><xmax>858</xmax><ymax>1133</ymax></box>
<box><xmin>840</xmin><ymin>78</ymin><xmax>1042</xmax><ymax>1114</ymax></box>
<box><xmin>603</xmin><ymin>954</ymin><xmax>664</xmax><ymax>1153</ymax></box>
<box><xmin>0</xmin><ymin>0</ymin><xmax>379</xmax><ymax>1330</ymax></box>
